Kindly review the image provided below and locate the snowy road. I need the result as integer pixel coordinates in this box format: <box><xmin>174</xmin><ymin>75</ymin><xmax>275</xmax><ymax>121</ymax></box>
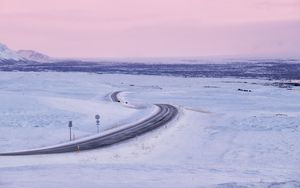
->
<box><xmin>0</xmin><ymin>91</ymin><xmax>178</xmax><ymax>156</ymax></box>
<box><xmin>110</xmin><ymin>91</ymin><xmax>122</xmax><ymax>102</ymax></box>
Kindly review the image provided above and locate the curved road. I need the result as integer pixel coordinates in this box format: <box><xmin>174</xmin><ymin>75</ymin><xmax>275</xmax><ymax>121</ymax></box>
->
<box><xmin>0</xmin><ymin>91</ymin><xmax>178</xmax><ymax>156</ymax></box>
<box><xmin>111</xmin><ymin>91</ymin><xmax>122</xmax><ymax>102</ymax></box>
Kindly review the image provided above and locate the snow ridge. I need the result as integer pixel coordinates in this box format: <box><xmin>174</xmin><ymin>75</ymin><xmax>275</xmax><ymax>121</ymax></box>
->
<box><xmin>17</xmin><ymin>50</ymin><xmax>52</xmax><ymax>62</ymax></box>
<box><xmin>0</xmin><ymin>42</ymin><xmax>53</xmax><ymax>63</ymax></box>
<box><xmin>0</xmin><ymin>43</ymin><xmax>24</xmax><ymax>62</ymax></box>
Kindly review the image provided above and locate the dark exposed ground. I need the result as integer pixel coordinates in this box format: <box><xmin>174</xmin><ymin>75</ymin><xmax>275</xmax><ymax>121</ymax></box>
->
<box><xmin>1</xmin><ymin>59</ymin><xmax>300</xmax><ymax>80</ymax></box>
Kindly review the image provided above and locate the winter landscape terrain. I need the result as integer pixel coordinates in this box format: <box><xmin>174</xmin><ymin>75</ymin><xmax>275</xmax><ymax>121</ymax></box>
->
<box><xmin>0</xmin><ymin>43</ymin><xmax>300</xmax><ymax>187</ymax></box>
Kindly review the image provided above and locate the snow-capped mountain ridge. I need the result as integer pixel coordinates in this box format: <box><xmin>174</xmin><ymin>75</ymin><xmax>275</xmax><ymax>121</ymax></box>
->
<box><xmin>17</xmin><ymin>50</ymin><xmax>51</xmax><ymax>62</ymax></box>
<box><xmin>0</xmin><ymin>43</ymin><xmax>24</xmax><ymax>62</ymax></box>
<box><xmin>0</xmin><ymin>42</ymin><xmax>52</xmax><ymax>63</ymax></box>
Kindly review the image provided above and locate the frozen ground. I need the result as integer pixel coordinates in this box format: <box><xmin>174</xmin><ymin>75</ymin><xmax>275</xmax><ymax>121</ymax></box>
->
<box><xmin>0</xmin><ymin>72</ymin><xmax>154</xmax><ymax>151</ymax></box>
<box><xmin>0</xmin><ymin>72</ymin><xmax>299</xmax><ymax>187</ymax></box>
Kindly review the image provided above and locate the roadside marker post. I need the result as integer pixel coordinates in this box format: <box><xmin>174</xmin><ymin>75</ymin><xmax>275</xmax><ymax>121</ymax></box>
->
<box><xmin>95</xmin><ymin>114</ymin><xmax>100</xmax><ymax>133</ymax></box>
<box><xmin>68</xmin><ymin>121</ymin><xmax>73</xmax><ymax>141</ymax></box>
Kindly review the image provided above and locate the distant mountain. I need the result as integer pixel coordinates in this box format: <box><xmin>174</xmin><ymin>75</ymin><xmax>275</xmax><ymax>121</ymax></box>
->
<box><xmin>17</xmin><ymin>50</ymin><xmax>51</xmax><ymax>63</ymax></box>
<box><xmin>0</xmin><ymin>42</ymin><xmax>53</xmax><ymax>63</ymax></box>
<box><xmin>0</xmin><ymin>43</ymin><xmax>25</xmax><ymax>62</ymax></box>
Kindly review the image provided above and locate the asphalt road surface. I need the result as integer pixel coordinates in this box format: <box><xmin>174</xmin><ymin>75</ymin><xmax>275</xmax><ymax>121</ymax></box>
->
<box><xmin>0</xmin><ymin>91</ymin><xmax>178</xmax><ymax>156</ymax></box>
<box><xmin>111</xmin><ymin>91</ymin><xmax>122</xmax><ymax>102</ymax></box>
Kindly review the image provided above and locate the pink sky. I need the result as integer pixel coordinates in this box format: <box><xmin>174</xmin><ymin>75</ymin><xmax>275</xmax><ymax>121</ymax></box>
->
<box><xmin>0</xmin><ymin>0</ymin><xmax>299</xmax><ymax>58</ymax></box>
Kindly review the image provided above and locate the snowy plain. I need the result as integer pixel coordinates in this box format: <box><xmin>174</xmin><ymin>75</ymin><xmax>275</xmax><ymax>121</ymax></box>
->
<box><xmin>0</xmin><ymin>72</ymin><xmax>299</xmax><ymax>187</ymax></box>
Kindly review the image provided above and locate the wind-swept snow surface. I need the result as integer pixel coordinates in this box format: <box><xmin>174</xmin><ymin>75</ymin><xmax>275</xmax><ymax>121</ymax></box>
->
<box><xmin>0</xmin><ymin>72</ymin><xmax>299</xmax><ymax>187</ymax></box>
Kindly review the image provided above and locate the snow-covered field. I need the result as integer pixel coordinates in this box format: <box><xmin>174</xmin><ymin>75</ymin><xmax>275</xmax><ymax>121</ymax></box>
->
<box><xmin>0</xmin><ymin>72</ymin><xmax>299</xmax><ymax>187</ymax></box>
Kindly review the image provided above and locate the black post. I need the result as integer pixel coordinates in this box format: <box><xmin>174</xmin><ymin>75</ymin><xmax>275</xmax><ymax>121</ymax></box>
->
<box><xmin>68</xmin><ymin>121</ymin><xmax>72</xmax><ymax>141</ymax></box>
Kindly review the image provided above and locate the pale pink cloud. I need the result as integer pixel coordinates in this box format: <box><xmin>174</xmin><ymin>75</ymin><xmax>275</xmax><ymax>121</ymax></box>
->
<box><xmin>0</xmin><ymin>0</ymin><xmax>299</xmax><ymax>57</ymax></box>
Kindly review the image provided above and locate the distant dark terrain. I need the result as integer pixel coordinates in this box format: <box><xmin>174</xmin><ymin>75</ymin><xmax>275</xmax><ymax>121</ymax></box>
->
<box><xmin>1</xmin><ymin>59</ymin><xmax>300</xmax><ymax>80</ymax></box>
